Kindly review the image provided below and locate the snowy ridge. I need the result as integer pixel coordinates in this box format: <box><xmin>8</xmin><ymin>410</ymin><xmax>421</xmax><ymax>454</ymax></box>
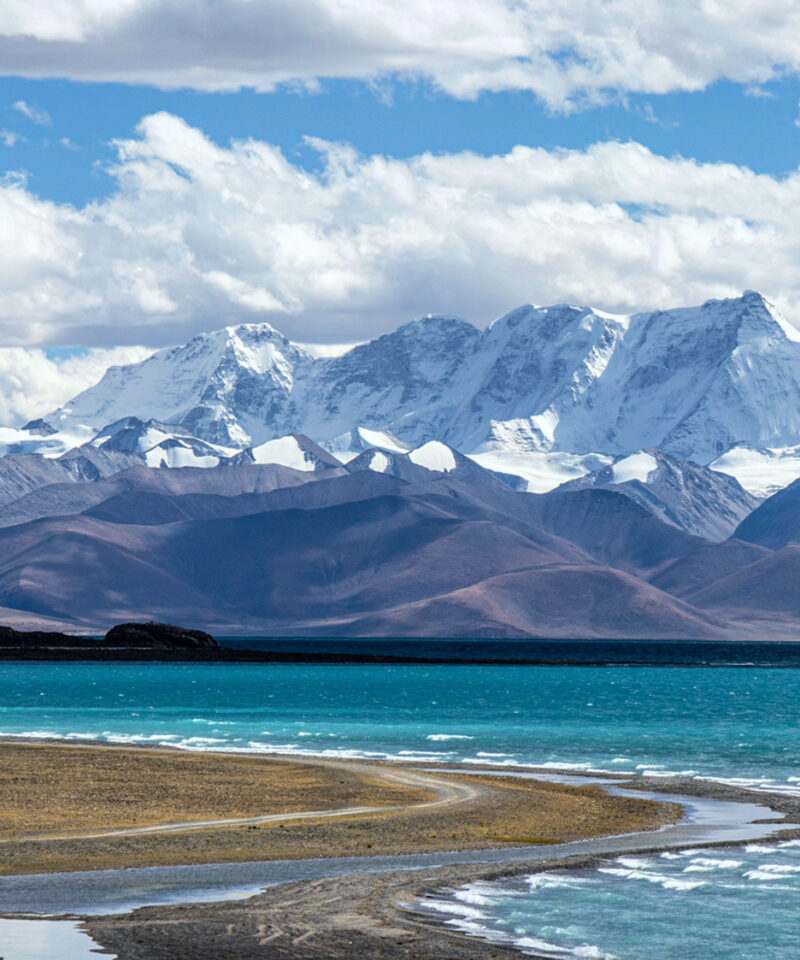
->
<box><xmin>560</xmin><ymin>448</ymin><xmax>759</xmax><ymax>541</ymax></box>
<box><xmin>710</xmin><ymin>444</ymin><xmax>800</xmax><ymax>498</ymax></box>
<box><xmin>39</xmin><ymin>292</ymin><xmax>800</xmax><ymax>478</ymax></box>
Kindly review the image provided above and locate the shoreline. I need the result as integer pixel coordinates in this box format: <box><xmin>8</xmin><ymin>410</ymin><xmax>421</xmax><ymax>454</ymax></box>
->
<box><xmin>8</xmin><ymin>635</ymin><xmax>800</xmax><ymax>665</ymax></box>
<box><xmin>0</xmin><ymin>738</ymin><xmax>798</xmax><ymax>959</ymax></box>
<box><xmin>0</xmin><ymin>739</ymin><xmax>676</xmax><ymax>877</ymax></box>
<box><xmin>79</xmin><ymin>777</ymin><xmax>800</xmax><ymax>960</ymax></box>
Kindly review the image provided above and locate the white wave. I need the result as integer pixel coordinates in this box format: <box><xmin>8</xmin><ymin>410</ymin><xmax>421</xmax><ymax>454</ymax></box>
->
<box><xmin>571</xmin><ymin>947</ymin><xmax>612</xmax><ymax>960</ymax></box>
<box><xmin>0</xmin><ymin>729</ymin><xmax>64</xmax><ymax>739</ymax></box>
<box><xmin>514</xmin><ymin>934</ymin><xmax>580</xmax><ymax>957</ymax></box>
<box><xmin>526</xmin><ymin>873</ymin><xmax>596</xmax><ymax>891</ymax></box>
<box><xmin>743</xmin><ymin>869</ymin><xmax>791</xmax><ymax>881</ymax></box>
<box><xmin>104</xmin><ymin>733</ymin><xmax>181</xmax><ymax>743</ymax></box>
<box><xmin>660</xmin><ymin>877</ymin><xmax>707</xmax><ymax>891</ymax></box>
<box><xmin>453</xmin><ymin>881</ymin><xmax>520</xmax><ymax>906</ymax></box>
<box><xmin>744</xmin><ymin>844</ymin><xmax>777</xmax><ymax>854</ymax></box>
<box><xmin>426</xmin><ymin>734</ymin><xmax>475</xmax><ymax>741</ymax></box>
<box><xmin>598</xmin><ymin>867</ymin><xmax>705</xmax><ymax>891</ymax></box>
<box><xmin>422</xmin><ymin>899</ymin><xmax>488</xmax><ymax>921</ymax></box>
<box><xmin>176</xmin><ymin>736</ymin><xmax>228</xmax><ymax>745</ymax></box>
<box><xmin>696</xmin><ymin>775</ymin><xmax>800</xmax><ymax>797</ymax></box>
<box><xmin>683</xmin><ymin>857</ymin><xmax>743</xmax><ymax>872</ymax></box>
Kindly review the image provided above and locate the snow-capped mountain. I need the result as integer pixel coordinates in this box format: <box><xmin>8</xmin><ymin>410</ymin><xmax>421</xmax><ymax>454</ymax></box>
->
<box><xmin>558</xmin><ymin>448</ymin><xmax>758</xmax><ymax>541</ymax></box>
<box><xmin>709</xmin><ymin>443</ymin><xmax>800</xmax><ymax>499</ymax></box>
<box><xmin>345</xmin><ymin>439</ymin><xmax>528</xmax><ymax>490</ymax></box>
<box><xmin>40</xmin><ymin>292</ymin><xmax>800</xmax><ymax>481</ymax></box>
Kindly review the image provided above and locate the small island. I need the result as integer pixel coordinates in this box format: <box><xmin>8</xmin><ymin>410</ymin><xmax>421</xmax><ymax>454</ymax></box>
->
<box><xmin>0</xmin><ymin>621</ymin><xmax>228</xmax><ymax>661</ymax></box>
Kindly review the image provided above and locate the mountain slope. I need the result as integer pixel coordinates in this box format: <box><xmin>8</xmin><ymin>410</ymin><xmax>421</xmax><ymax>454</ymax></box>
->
<box><xmin>42</xmin><ymin>291</ymin><xmax>800</xmax><ymax>467</ymax></box>
<box><xmin>524</xmin><ymin>487</ymin><xmax>702</xmax><ymax>574</ymax></box>
<box><xmin>686</xmin><ymin>547</ymin><xmax>800</xmax><ymax>623</ymax></box>
<box><xmin>559</xmin><ymin>448</ymin><xmax>758</xmax><ymax>540</ymax></box>
<box><xmin>733</xmin><ymin>478</ymin><xmax>800</xmax><ymax>549</ymax></box>
<box><xmin>0</xmin><ymin>472</ymin><xmax>724</xmax><ymax>639</ymax></box>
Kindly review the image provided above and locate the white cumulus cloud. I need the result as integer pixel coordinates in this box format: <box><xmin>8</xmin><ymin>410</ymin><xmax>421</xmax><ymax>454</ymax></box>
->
<box><xmin>0</xmin><ymin>346</ymin><xmax>152</xmax><ymax>426</ymax></box>
<box><xmin>1</xmin><ymin>112</ymin><xmax>800</xmax><ymax>346</ymax></box>
<box><xmin>1</xmin><ymin>1</ymin><xmax>800</xmax><ymax>107</ymax></box>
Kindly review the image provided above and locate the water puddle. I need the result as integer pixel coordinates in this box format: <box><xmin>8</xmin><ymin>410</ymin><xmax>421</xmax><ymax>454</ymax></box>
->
<box><xmin>0</xmin><ymin>918</ymin><xmax>113</xmax><ymax>959</ymax></box>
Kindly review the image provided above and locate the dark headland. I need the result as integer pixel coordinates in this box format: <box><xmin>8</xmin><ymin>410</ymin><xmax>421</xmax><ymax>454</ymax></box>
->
<box><xmin>4</xmin><ymin>622</ymin><xmax>800</xmax><ymax>665</ymax></box>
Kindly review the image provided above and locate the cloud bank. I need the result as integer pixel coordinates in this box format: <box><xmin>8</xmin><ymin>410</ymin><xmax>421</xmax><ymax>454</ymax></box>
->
<box><xmin>0</xmin><ymin>346</ymin><xmax>151</xmax><ymax>426</ymax></box>
<box><xmin>2</xmin><ymin>111</ymin><xmax>800</xmax><ymax>347</ymax></box>
<box><xmin>2</xmin><ymin>1</ymin><xmax>800</xmax><ymax>106</ymax></box>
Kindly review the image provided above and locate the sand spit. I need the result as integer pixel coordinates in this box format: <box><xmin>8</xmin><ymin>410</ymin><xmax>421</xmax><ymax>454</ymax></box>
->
<box><xmin>0</xmin><ymin>741</ymin><xmax>674</xmax><ymax>875</ymax></box>
<box><xmin>7</xmin><ymin>741</ymin><xmax>799</xmax><ymax>959</ymax></box>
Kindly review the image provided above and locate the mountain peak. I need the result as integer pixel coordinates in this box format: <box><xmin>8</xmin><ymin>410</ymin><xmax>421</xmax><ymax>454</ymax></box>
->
<box><xmin>41</xmin><ymin>292</ymin><xmax>800</xmax><ymax>467</ymax></box>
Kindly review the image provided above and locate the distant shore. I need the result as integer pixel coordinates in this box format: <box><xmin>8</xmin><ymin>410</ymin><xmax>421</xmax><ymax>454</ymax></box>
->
<box><xmin>7</xmin><ymin>628</ymin><xmax>800</xmax><ymax>665</ymax></box>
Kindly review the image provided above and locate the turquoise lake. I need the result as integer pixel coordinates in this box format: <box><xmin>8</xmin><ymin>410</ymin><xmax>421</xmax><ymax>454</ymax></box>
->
<box><xmin>1</xmin><ymin>661</ymin><xmax>798</xmax><ymax>791</ymax></box>
<box><xmin>1</xmin><ymin>661</ymin><xmax>799</xmax><ymax>959</ymax></box>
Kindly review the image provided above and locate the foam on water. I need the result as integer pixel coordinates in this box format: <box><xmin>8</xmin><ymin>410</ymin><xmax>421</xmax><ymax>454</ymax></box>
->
<box><xmin>1</xmin><ymin>662</ymin><xmax>799</xmax><ymax>797</ymax></box>
<box><xmin>425</xmin><ymin>843</ymin><xmax>800</xmax><ymax>960</ymax></box>
<box><xmin>2</xmin><ymin>661</ymin><xmax>800</xmax><ymax>959</ymax></box>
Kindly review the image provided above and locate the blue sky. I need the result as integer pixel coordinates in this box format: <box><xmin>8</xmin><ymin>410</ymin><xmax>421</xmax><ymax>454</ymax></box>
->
<box><xmin>3</xmin><ymin>0</ymin><xmax>800</xmax><ymax>374</ymax></box>
<box><xmin>3</xmin><ymin>76</ymin><xmax>800</xmax><ymax>208</ymax></box>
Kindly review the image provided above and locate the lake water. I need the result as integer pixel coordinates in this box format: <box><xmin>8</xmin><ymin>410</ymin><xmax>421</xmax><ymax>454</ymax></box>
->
<box><xmin>424</xmin><ymin>838</ymin><xmax>800</xmax><ymax>959</ymax></box>
<box><xmin>0</xmin><ymin>661</ymin><xmax>798</xmax><ymax>792</ymax></box>
<box><xmin>0</xmin><ymin>918</ymin><xmax>113</xmax><ymax>959</ymax></box>
<box><xmin>1</xmin><ymin>660</ymin><xmax>799</xmax><ymax>959</ymax></box>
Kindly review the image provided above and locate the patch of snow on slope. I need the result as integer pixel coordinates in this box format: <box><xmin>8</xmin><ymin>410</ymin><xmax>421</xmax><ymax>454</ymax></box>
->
<box><xmin>610</xmin><ymin>451</ymin><xmax>658</xmax><ymax>484</ymax></box>
<box><xmin>468</xmin><ymin>449</ymin><xmax>613</xmax><ymax>493</ymax></box>
<box><xmin>295</xmin><ymin>342</ymin><xmax>364</xmax><ymax>358</ymax></box>
<box><xmin>358</xmin><ymin>428</ymin><xmax>410</xmax><ymax>454</ymax></box>
<box><xmin>409</xmin><ymin>441</ymin><xmax>457</xmax><ymax>473</ymax></box>
<box><xmin>144</xmin><ymin>445</ymin><xmax>220</xmax><ymax>469</ymax></box>
<box><xmin>251</xmin><ymin>436</ymin><xmax>315</xmax><ymax>471</ymax></box>
<box><xmin>710</xmin><ymin>445</ymin><xmax>800</xmax><ymax>498</ymax></box>
<box><xmin>368</xmin><ymin>451</ymin><xmax>390</xmax><ymax>473</ymax></box>
<box><xmin>324</xmin><ymin>426</ymin><xmax>411</xmax><ymax>463</ymax></box>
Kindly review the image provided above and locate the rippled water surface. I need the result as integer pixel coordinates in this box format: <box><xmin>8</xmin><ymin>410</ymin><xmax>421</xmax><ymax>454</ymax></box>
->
<box><xmin>425</xmin><ymin>839</ymin><xmax>800</xmax><ymax>959</ymax></box>
<box><xmin>1</xmin><ymin>661</ymin><xmax>799</xmax><ymax>792</ymax></box>
<box><xmin>1</xmin><ymin>661</ymin><xmax>799</xmax><ymax>958</ymax></box>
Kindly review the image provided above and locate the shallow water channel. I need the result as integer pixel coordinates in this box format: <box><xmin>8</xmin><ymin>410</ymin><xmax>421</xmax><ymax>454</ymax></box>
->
<box><xmin>0</xmin><ymin>917</ymin><xmax>113</xmax><ymax>959</ymax></box>
<box><xmin>0</xmin><ymin>774</ymin><xmax>795</xmax><ymax>960</ymax></box>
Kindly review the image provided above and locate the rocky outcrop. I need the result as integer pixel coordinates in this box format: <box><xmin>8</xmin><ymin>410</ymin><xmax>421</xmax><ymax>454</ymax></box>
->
<box><xmin>0</xmin><ymin>621</ymin><xmax>220</xmax><ymax>659</ymax></box>
<box><xmin>104</xmin><ymin>621</ymin><xmax>218</xmax><ymax>650</ymax></box>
